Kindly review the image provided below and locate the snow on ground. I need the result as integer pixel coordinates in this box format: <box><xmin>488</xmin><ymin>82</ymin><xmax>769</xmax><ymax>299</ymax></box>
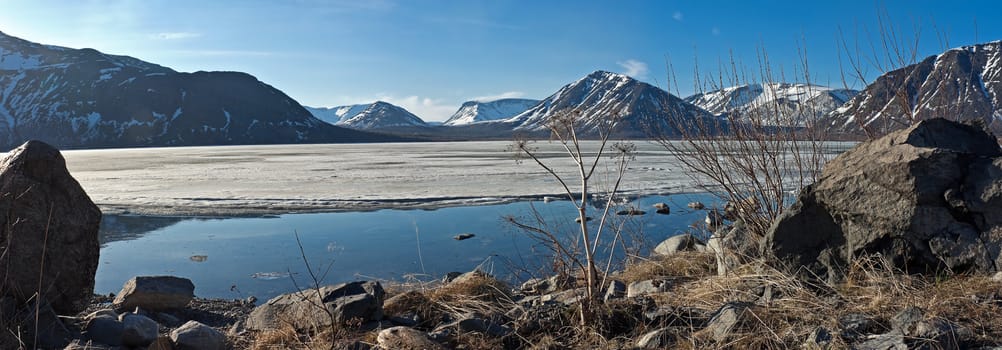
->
<box><xmin>50</xmin><ymin>141</ymin><xmax>850</xmax><ymax>216</ymax></box>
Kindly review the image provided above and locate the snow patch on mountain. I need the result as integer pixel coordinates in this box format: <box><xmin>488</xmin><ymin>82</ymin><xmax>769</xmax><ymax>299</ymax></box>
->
<box><xmin>443</xmin><ymin>98</ymin><xmax>539</xmax><ymax>126</ymax></box>
<box><xmin>684</xmin><ymin>83</ymin><xmax>858</xmax><ymax>126</ymax></box>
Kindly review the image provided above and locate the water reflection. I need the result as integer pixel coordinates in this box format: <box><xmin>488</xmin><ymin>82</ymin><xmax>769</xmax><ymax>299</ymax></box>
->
<box><xmin>96</xmin><ymin>193</ymin><xmax>718</xmax><ymax>301</ymax></box>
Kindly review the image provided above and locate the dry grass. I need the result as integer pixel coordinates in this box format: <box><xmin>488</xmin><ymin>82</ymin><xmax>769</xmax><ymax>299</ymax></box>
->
<box><xmin>617</xmin><ymin>251</ymin><xmax>716</xmax><ymax>284</ymax></box>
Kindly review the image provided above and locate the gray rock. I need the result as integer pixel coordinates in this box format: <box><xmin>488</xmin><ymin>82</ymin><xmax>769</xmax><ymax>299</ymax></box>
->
<box><xmin>120</xmin><ymin>313</ymin><xmax>159</xmax><ymax>347</ymax></box>
<box><xmin>453</xmin><ymin>233</ymin><xmax>475</xmax><ymax>240</ymax></box>
<box><xmin>765</xmin><ymin>119</ymin><xmax>1002</xmax><ymax>281</ymax></box>
<box><xmin>540</xmin><ymin>287</ymin><xmax>587</xmax><ymax>305</ymax></box>
<box><xmin>839</xmin><ymin>313</ymin><xmax>882</xmax><ymax>340</ymax></box>
<box><xmin>653</xmin><ymin>233</ymin><xmax>705</xmax><ymax>256</ymax></box>
<box><xmin>803</xmin><ymin>327</ymin><xmax>832</xmax><ymax>349</ymax></box>
<box><xmin>376</xmin><ymin>326</ymin><xmax>445</xmax><ymax>350</ymax></box>
<box><xmin>0</xmin><ymin>141</ymin><xmax>102</xmax><ymax>314</ymax></box>
<box><xmin>705</xmin><ymin>302</ymin><xmax>746</xmax><ymax>343</ymax></box>
<box><xmin>617</xmin><ymin>208</ymin><xmax>646</xmax><ymax>216</ymax></box>
<box><xmin>636</xmin><ymin>327</ymin><xmax>673</xmax><ymax>348</ymax></box>
<box><xmin>246</xmin><ymin>280</ymin><xmax>385</xmax><ymax>331</ymax></box>
<box><xmin>688</xmin><ymin>201</ymin><xmax>705</xmax><ymax>210</ymax></box>
<box><xmin>889</xmin><ymin>306</ymin><xmax>971</xmax><ymax>349</ymax></box>
<box><xmin>456</xmin><ymin>316</ymin><xmax>512</xmax><ymax>337</ymax></box>
<box><xmin>603</xmin><ymin>280</ymin><xmax>626</xmax><ymax>301</ymax></box>
<box><xmin>993</xmin><ymin>271</ymin><xmax>1002</xmax><ymax>282</ymax></box>
<box><xmin>856</xmin><ymin>331</ymin><xmax>907</xmax><ymax>350</ymax></box>
<box><xmin>171</xmin><ymin>321</ymin><xmax>226</xmax><ymax>350</ymax></box>
<box><xmin>520</xmin><ymin>274</ymin><xmax>575</xmax><ymax>295</ymax></box>
<box><xmin>653</xmin><ymin>203</ymin><xmax>670</xmax><ymax>215</ymax></box>
<box><xmin>113</xmin><ymin>276</ymin><xmax>195</xmax><ymax>311</ymax></box>
<box><xmin>84</xmin><ymin>314</ymin><xmax>124</xmax><ymax>346</ymax></box>
<box><xmin>442</xmin><ymin>271</ymin><xmax>463</xmax><ymax>283</ymax></box>
<box><xmin>627</xmin><ymin>279</ymin><xmax>669</xmax><ymax>298</ymax></box>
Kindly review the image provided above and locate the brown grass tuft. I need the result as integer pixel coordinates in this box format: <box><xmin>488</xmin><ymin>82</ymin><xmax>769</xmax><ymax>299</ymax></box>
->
<box><xmin>617</xmin><ymin>251</ymin><xmax>716</xmax><ymax>284</ymax></box>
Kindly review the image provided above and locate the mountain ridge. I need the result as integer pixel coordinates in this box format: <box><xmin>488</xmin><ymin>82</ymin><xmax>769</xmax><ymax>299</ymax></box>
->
<box><xmin>0</xmin><ymin>30</ymin><xmax>398</xmax><ymax>149</ymax></box>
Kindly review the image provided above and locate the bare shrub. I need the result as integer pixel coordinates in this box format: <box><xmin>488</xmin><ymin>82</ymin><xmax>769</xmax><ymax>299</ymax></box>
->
<box><xmin>507</xmin><ymin>108</ymin><xmax>636</xmax><ymax>324</ymax></box>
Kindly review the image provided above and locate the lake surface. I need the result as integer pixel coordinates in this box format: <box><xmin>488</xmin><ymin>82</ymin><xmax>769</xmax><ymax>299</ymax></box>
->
<box><xmin>96</xmin><ymin>193</ymin><xmax>718</xmax><ymax>301</ymax></box>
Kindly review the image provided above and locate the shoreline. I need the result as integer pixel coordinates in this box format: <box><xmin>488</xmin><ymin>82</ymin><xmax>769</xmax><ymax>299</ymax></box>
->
<box><xmin>94</xmin><ymin>187</ymin><xmax>702</xmax><ymax>217</ymax></box>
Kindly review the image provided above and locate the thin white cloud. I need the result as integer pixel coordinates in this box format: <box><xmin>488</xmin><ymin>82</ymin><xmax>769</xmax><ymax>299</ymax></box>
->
<box><xmin>376</xmin><ymin>95</ymin><xmax>459</xmax><ymax>122</ymax></box>
<box><xmin>151</xmin><ymin>32</ymin><xmax>202</xmax><ymax>40</ymax></box>
<box><xmin>471</xmin><ymin>91</ymin><xmax>526</xmax><ymax>102</ymax></box>
<box><xmin>672</xmin><ymin>11</ymin><xmax>683</xmax><ymax>21</ymax></box>
<box><xmin>617</xmin><ymin>59</ymin><xmax>650</xmax><ymax>79</ymax></box>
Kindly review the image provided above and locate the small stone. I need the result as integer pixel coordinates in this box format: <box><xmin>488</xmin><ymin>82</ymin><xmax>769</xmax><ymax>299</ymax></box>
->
<box><xmin>653</xmin><ymin>233</ymin><xmax>705</xmax><ymax>256</ymax></box>
<box><xmin>84</xmin><ymin>315</ymin><xmax>124</xmax><ymax>346</ymax></box>
<box><xmin>171</xmin><ymin>321</ymin><xmax>226</xmax><ymax>350</ymax></box>
<box><xmin>574</xmin><ymin>216</ymin><xmax>593</xmax><ymax>223</ymax></box>
<box><xmin>627</xmin><ymin>280</ymin><xmax>669</xmax><ymax>298</ymax></box>
<box><xmin>453</xmin><ymin>233</ymin><xmax>475</xmax><ymax>240</ymax></box>
<box><xmin>705</xmin><ymin>302</ymin><xmax>747</xmax><ymax>342</ymax></box>
<box><xmin>636</xmin><ymin>327</ymin><xmax>674</xmax><ymax>348</ymax></box>
<box><xmin>377</xmin><ymin>326</ymin><xmax>445</xmax><ymax>350</ymax></box>
<box><xmin>442</xmin><ymin>272</ymin><xmax>463</xmax><ymax>283</ymax></box>
<box><xmin>604</xmin><ymin>280</ymin><xmax>626</xmax><ymax>301</ymax></box>
<box><xmin>120</xmin><ymin>313</ymin><xmax>159</xmax><ymax>347</ymax></box>
<box><xmin>617</xmin><ymin>209</ymin><xmax>646</xmax><ymax>216</ymax></box>
<box><xmin>688</xmin><ymin>202</ymin><xmax>705</xmax><ymax>210</ymax></box>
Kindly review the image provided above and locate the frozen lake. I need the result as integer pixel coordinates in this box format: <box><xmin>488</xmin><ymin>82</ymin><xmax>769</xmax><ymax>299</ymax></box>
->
<box><xmin>60</xmin><ymin>141</ymin><xmax>702</xmax><ymax>216</ymax></box>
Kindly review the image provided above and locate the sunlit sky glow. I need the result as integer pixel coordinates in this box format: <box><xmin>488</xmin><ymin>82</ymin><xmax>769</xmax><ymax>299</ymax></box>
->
<box><xmin>1</xmin><ymin>0</ymin><xmax>999</xmax><ymax>121</ymax></box>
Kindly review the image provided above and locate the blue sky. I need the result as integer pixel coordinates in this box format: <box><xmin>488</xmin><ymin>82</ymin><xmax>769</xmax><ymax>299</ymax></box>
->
<box><xmin>1</xmin><ymin>0</ymin><xmax>999</xmax><ymax>121</ymax></box>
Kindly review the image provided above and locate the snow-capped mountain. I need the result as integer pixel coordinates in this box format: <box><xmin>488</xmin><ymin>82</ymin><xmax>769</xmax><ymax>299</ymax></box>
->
<box><xmin>684</xmin><ymin>83</ymin><xmax>858</xmax><ymax>126</ymax></box>
<box><xmin>505</xmin><ymin>70</ymin><xmax>714</xmax><ymax>136</ymax></box>
<box><xmin>0</xmin><ymin>31</ymin><xmax>394</xmax><ymax>149</ymax></box>
<box><xmin>307</xmin><ymin>101</ymin><xmax>426</xmax><ymax>129</ymax></box>
<box><xmin>304</xmin><ymin>104</ymin><xmax>368</xmax><ymax>125</ymax></box>
<box><xmin>443</xmin><ymin>98</ymin><xmax>539</xmax><ymax>126</ymax></box>
<box><xmin>827</xmin><ymin>41</ymin><xmax>1002</xmax><ymax>137</ymax></box>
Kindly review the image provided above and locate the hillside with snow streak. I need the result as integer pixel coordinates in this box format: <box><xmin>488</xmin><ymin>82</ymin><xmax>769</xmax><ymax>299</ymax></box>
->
<box><xmin>0</xmin><ymin>31</ymin><xmax>392</xmax><ymax>149</ymax></box>
<box><xmin>826</xmin><ymin>41</ymin><xmax>1002</xmax><ymax>137</ymax></box>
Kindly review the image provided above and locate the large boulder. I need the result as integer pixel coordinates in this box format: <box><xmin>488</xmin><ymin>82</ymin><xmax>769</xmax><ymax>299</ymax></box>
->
<box><xmin>765</xmin><ymin>119</ymin><xmax>1002</xmax><ymax>281</ymax></box>
<box><xmin>0</xmin><ymin>140</ymin><xmax>102</xmax><ymax>314</ymax></box>
<box><xmin>246</xmin><ymin>280</ymin><xmax>385</xmax><ymax>331</ymax></box>
<box><xmin>113</xmin><ymin>276</ymin><xmax>195</xmax><ymax>311</ymax></box>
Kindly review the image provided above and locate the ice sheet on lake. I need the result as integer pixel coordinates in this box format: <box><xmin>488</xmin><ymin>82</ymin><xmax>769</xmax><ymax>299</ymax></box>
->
<box><xmin>53</xmin><ymin>141</ymin><xmax>851</xmax><ymax>216</ymax></box>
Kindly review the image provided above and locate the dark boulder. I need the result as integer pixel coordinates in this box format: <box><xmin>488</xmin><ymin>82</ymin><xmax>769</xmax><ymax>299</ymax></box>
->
<box><xmin>0</xmin><ymin>140</ymin><xmax>101</xmax><ymax>314</ymax></box>
<box><xmin>765</xmin><ymin>119</ymin><xmax>1002</xmax><ymax>281</ymax></box>
<box><xmin>246</xmin><ymin>280</ymin><xmax>385</xmax><ymax>331</ymax></box>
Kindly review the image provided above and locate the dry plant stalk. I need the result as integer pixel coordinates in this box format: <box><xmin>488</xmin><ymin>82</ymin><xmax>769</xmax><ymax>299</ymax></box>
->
<box><xmin>508</xmin><ymin>108</ymin><xmax>632</xmax><ymax>325</ymax></box>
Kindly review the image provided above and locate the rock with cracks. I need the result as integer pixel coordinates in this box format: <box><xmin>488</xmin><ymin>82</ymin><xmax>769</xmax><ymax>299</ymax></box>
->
<box><xmin>113</xmin><ymin>276</ymin><xmax>195</xmax><ymax>311</ymax></box>
<box><xmin>765</xmin><ymin>118</ymin><xmax>1002</xmax><ymax>281</ymax></box>
<box><xmin>0</xmin><ymin>140</ymin><xmax>102</xmax><ymax>314</ymax></box>
<box><xmin>245</xmin><ymin>280</ymin><xmax>385</xmax><ymax>331</ymax></box>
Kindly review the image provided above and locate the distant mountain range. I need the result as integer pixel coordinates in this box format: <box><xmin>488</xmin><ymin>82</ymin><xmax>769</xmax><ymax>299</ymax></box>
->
<box><xmin>826</xmin><ymin>41</ymin><xmax>1002</xmax><ymax>137</ymax></box>
<box><xmin>0</xmin><ymin>31</ymin><xmax>399</xmax><ymax>149</ymax></box>
<box><xmin>306</xmin><ymin>102</ymin><xmax>426</xmax><ymax>129</ymax></box>
<box><xmin>685</xmin><ymin>83</ymin><xmax>858</xmax><ymax>126</ymax></box>
<box><xmin>443</xmin><ymin>98</ymin><xmax>540</xmax><ymax>126</ymax></box>
<box><xmin>3</xmin><ymin>29</ymin><xmax>999</xmax><ymax>148</ymax></box>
